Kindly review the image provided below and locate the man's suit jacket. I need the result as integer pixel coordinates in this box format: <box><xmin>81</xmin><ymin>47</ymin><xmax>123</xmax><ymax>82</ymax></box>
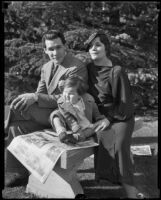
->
<box><xmin>35</xmin><ymin>52</ymin><xmax>88</xmax><ymax>108</ymax></box>
<box><xmin>5</xmin><ymin>52</ymin><xmax>88</xmax><ymax>131</ymax></box>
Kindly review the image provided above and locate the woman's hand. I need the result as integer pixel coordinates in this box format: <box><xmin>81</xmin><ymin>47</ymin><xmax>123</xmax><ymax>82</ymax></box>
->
<box><xmin>93</xmin><ymin>118</ymin><xmax>110</xmax><ymax>133</ymax></box>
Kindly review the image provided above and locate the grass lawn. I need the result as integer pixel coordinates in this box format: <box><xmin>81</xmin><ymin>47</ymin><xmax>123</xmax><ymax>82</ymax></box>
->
<box><xmin>2</xmin><ymin>114</ymin><xmax>159</xmax><ymax>199</ymax></box>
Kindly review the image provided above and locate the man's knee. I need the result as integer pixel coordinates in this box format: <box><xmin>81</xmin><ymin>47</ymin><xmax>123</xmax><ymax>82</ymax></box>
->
<box><xmin>24</xmin><ymin>103</ymin><xmax>54</xmax><ymax>126</ymax></box>
<box><xmin>5</xmin><ymin>125</ymin><xmax>22</xmax><ymax>147</ymax></box>
<box><xmin>6</xmin><ymin>107</ymin><xmax>25</xmax><ymax>124</ymax></box>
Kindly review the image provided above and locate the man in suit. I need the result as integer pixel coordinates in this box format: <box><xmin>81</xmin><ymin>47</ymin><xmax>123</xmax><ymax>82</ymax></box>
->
<box><xmin>4</xmin><ymin>30</ymin><xmax>88</xmax><ymax>187</ymax></box>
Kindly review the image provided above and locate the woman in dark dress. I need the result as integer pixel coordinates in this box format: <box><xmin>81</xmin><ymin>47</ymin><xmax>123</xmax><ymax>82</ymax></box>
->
<box><xmin>85</xmin><ymin>30</ymin><xmax>144</xmax><ymax>198</ymax></box>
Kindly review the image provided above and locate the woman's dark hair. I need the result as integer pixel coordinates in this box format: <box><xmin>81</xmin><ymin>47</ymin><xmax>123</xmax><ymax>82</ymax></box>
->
<box><xmin>42</xmin><ymin>30</ymin><xmax>66</xmax><ymax>48</ymax></box>
<box><xmin>85</xmin><ymin>30</ymin><xmax>111</xmax><ymax>57</ymax></box>
<box><xmin>63</xmin><ymin>76</ymin><xmax>88</xmax><ymax>96</ymax></box>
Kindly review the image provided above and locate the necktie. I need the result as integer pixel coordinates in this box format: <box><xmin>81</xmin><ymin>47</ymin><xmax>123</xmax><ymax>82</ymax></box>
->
<box><xmin>49</xmin><ymin>64</ymin><xmax>59</xmax><ymax>84</ymax></box>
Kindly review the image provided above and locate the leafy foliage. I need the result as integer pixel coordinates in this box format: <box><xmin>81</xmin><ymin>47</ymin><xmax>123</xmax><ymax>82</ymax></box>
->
<box><xmin>65</xmin><ymin>28</ymin><xmax>93</xmax><ymax>51</ymax></box>
<box><xmin>4</xmin><ymin>1</ymin><xmax>158</xmax><ymax>110</ymax></box>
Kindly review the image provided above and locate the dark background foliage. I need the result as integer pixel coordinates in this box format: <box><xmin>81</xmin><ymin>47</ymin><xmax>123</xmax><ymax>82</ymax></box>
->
<box><xmin>4</xmin><ymin>1</ymin><xmax>158</xmax><ymax>111</ymax></box>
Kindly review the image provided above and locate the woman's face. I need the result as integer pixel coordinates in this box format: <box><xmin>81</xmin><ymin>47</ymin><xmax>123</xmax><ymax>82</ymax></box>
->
<box><xmin>88</xmin><ymin>37</ymin><xmax>107</xmax><ymax>60</ymax></box>
<box><xmin>63</xmin><ymin>86</ymin><xmax>80</xmax><ymax>104</ymax></box>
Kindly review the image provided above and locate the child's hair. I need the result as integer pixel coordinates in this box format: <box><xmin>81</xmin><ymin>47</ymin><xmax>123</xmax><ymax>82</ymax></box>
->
<box><xmin>63</xmin><ymin>76</ymin><xmax>88</xmax><ymax>95</ymax></box>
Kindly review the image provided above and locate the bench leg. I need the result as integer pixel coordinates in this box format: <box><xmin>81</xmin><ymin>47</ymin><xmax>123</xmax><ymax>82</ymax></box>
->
<box><xmin>26</xmin><ymin>161</ymin><xmax>84</xmax><ymax>198</ymax></box>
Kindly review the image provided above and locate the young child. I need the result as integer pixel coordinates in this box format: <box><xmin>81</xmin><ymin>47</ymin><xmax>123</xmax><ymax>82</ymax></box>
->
<box><xmin>50</xmin><ymin>75</ymin><xmax>110</xmax><ymax>143</ymax></box>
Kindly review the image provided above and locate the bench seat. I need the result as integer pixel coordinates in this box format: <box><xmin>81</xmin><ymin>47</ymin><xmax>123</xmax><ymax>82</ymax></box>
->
<box><xmin>26</xmin><ymin>137</ymin><xmax>97</xmax><ymax>198</ymax></box>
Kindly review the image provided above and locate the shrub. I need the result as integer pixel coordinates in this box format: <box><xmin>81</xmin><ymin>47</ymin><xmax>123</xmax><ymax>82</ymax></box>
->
<box><xmin>65</xmin><ymin>28</ymin><xmax>93</xmax><ymax>51</ymax></box>
<box><xmin>4</xmin><ymin>30</ymin><xmax>158</xmax><ymax>110</ymax></box>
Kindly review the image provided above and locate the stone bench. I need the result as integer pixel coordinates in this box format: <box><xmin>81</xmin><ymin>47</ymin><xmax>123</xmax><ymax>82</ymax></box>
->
<box><xmin>26</xmin><ymin>139</ymin><xmax>97</xmax><ymax>198</ymax></box>
<box><xmin>27</xmin><ymin>118</ymin><xmax>143</xmax><ymax>199</ymax></box>
<box><xmin>5</xmin><ymin>106</ymin><xmax>143</xmax><ymax>198</ymax></box>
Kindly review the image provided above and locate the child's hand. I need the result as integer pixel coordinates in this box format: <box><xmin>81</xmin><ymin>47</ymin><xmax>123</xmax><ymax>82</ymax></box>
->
<box><xmin>93</xmin><ymin>118</ymin><xmax>110</xmax><ymax>133</ymax></box>
<box><xmin>59</xmin><ymin>132</ymin><xmax>67</xmax><ymax>142</ymax></box>
<box><xmin>59</xmin><ymin>132</ymin><xmax>77</xmax><ymax>144</ymax></box>
<box><xmin>73</xmin><ymin>132</ymin><xmax>86</xmax><ymax>142</ymax></box>
<box><xmin>64</xmin><ymin>134</ymin><xmax>78</xmax><ymax>144</ymax></box>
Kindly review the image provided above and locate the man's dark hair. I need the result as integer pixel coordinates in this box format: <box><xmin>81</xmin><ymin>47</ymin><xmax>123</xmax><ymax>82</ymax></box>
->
<box><xmin>42</xmin><ymin>30</ymin><xmax>66</xmax><ymax>48</ymax></box>
<box><xmin>63</xmin><ymin>76</ymin><xmax>88</xmax><ymax>96</ymax></box>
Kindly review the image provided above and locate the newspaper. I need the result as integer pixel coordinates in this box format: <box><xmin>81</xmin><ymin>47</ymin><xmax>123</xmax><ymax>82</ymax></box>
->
<box><xmin>130</xmin><ymin>145</ymin><xmax>152</xmax><ymax>156</ymax></box>
<box><xmin>7</xmin><ymin>130</ymin><xmax>98</xmax><ymax>183</ymax></box>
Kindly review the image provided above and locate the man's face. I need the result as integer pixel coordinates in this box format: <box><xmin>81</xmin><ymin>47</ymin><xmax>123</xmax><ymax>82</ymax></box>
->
<box><xmin>44</xmin><ymin>38</ymin><xmax>66</xmax><ymax>64</ymax></box>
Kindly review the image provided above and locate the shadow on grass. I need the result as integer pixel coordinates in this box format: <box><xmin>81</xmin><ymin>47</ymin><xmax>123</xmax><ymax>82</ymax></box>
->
<box><xmin>2</xmin><ymin>155</ymin><xmax>159</xmax><ymax>199</ymax></box>
<box><xmin>78</xmin><ymin>155</ymin><xmax>159</xmax><ymax>198</ymax></box>
<box><xmin>83</xmin><ymin>184</ymin><xmax>124</xmax><ymax>199</ymax></box>
<box><xmin>80</xmin><ymin>179</ymin><xmax>124</xmax><ymax>198</ymax></box>
<box><xmin>131</xmin><ymin>136</ymin><xmax>158</xmax><ymax>145</ymax></box>
<box><xmin>135</xmin><ymin>108</ymin><xmax>158</xmax><ymax>121</ymax></box>
<box><xmin>78</xmin><ymin>168</ymin><xmax>95</xmax><ymax>173</ymax></box>
<box><xmin>133</xmin><ymin>155</ymin><xmax>159</xmax><ymax>198</ymax></box>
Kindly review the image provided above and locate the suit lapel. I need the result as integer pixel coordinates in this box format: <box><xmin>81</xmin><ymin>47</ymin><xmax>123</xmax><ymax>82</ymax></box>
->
<box><xmin>45</xmin><ymin>61</ymin><xmax>54</xmax><ymax>86</ymax></box>
<box><xmin>48</xmin><ymin>65</ymin><xmax>68</xmax><ymax>95</ymax></box>
<box><xmin>47</xmin><ymin>53</ymin><xmax>73</xmax><ymax>95</ymax></box>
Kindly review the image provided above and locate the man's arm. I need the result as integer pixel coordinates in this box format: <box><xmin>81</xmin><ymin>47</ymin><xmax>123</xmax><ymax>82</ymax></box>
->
<box><xmin>36</xmin><ymin>65</ymin><xmax>48</xmax><ymax>94</ymax></box>
<box><xmin>35</xmin><ymin>65</ymin><xmax>57</xmax><ymax>108</ymax></box>
<box><xmin>35</xmin><ymin>93</ymin><xmax>57</xmax><ymax>108</ymax></box>
<box><xmin>10</xmin><ymin>63</ymin><xmax>57</xmax><ymax>111</ymax></box>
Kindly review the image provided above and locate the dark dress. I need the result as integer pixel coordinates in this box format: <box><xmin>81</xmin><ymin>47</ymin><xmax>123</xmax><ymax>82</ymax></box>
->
<box><xmin>87</xmin><ymin>63</ymin><xmax>135</xmax><ymax>185</ymax></box>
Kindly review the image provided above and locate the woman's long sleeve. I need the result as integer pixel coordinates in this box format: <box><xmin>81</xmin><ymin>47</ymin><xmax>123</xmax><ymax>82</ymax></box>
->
<box><xmin>108</xmin><ymin>66</ymin><xmax>134</xmax><ymax>122</ymax></box>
